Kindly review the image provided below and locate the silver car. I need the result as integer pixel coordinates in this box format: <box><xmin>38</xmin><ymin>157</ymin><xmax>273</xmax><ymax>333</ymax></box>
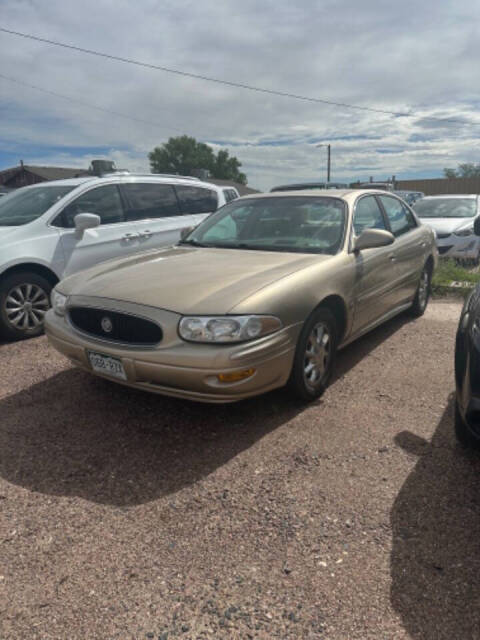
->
<box><xmin>413</xmin><ymin>195</ymin><xmax>480</xmax><ymax>260</ymax></box>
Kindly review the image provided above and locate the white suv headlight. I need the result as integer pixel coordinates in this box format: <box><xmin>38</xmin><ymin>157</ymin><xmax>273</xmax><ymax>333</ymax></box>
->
<box><xmin>51</xmin><ymin>290</ymin><xmax>68</xmax><ymax>316</ymax></box>
<box><xmin>178</xmin><ymin>315</ymin><xmax>282</xmax><ymax>343</ymax></box>
<box><xmin>454</xmin><ymin>225</ymin><xmax>474</xmax><ymax>237</ymax></box>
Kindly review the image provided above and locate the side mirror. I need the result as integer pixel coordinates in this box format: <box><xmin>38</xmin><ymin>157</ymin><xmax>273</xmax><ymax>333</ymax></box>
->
<box><xmin>474</xmin><ymin>217</ymin><xmax>480</xmax><ymax>236</ymax></box>
<box><xmin>180</xmin><ymin>226</ymin><xmax>194</xmax><ymax>240</ymax></box>
<box><xmin>354</xmin><ymin>228</ymin><xmax>395</xmax><ymax>252</ymax></box>
<box><xmin>74</xmin><ymin>213</ymin><xmax>101</xmax><ymax>239</ymax></box>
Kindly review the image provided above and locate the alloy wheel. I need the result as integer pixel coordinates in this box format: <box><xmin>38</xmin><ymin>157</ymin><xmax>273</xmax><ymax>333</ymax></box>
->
<box><xmin>418</xmin><ymin>268</ymin><xmax>429</xmax><ymax>310</ymax></box>
<box><xmin>4</xmin><ymin>283</ymin><xmax>49</xmax><ymax>331</ymax></box>
<box><xmin>303</xmin><ymin>321</ymin><xmax>332</xmax><ymax>390</ymax></box>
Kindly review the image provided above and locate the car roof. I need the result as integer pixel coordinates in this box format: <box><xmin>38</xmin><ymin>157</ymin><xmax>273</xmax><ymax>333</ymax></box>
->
<box><xmin>19</xmin><ymin>174</ymin><xmax>225</xmax><ymax>191</ymax></box>
<box><xmin>241</xmin><ymin>188</ymin><xmax>398</xmax><ymax>201</ymax></box>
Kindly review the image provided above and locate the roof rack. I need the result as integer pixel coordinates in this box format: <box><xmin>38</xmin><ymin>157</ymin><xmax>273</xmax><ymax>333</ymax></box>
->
<box><xmin>99</xmin><ymin>172</ymin><xmax>201</xmax><ymax>181</ymax></box>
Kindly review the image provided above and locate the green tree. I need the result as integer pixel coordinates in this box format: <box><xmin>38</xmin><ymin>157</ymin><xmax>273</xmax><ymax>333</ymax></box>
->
<box><xmin>443</xmin><ymin>163</ymin><xmax>480</xmax><ymax>179</ymax></box>
<box><xmin>212</xmin><ymin>149</ymin><xmax>247</xmax><ymax>185</ymax></box>
<box><xmin>149</xmin><ymin>136</ymin><xmax>247</xmax><ymax>185</ymax></box>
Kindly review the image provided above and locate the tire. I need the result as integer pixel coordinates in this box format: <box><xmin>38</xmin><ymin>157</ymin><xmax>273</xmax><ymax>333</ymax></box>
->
<box><xmin>0</xmin><ymin>271</ymin><xmax>52</xmax><ymax>340</ymax></box>
<box><xmin>410</xmin><ymin>262</ymin><xmax>431</xmax><ymax>317</ymax></box>
<box><xmin>454</xmin><ymin>399</ymin><xmax>480</xmax><ymax>450</ymax></box>
<box><xmin>288</xmin><ymin>307</ymin><xmax>338</xmax><ymax>402</ymax></box>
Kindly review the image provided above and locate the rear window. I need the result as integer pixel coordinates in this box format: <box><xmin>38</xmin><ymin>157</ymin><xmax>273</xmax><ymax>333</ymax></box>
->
<box><xmin>175</xmin><ymin>185</ymin><xmax>218</xmax><ymax>214</ymax></box>
<box><xmin>0</xmin><ymin>185</ymin><xmax>75</xmax><ymax>226</ymax></box>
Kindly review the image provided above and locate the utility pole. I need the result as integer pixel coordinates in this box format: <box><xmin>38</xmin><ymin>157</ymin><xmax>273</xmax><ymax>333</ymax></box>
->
<box><xmin>316</xmin><ymin>143</ymin><xmax>331</xmax><ymax>183</ymax></box>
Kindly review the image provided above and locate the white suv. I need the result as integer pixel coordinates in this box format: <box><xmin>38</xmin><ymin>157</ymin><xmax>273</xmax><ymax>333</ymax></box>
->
<box><xmin>0</xmin><ymin>174</ymin><xmax>234</xmax><ymax>339</ymax></box>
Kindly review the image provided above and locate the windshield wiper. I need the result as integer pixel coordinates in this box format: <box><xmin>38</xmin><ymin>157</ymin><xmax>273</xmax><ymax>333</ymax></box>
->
<box><xmin>178</xmin><ymin>239</ymin><xmax>211</xmax><ymax>247</ymax></box>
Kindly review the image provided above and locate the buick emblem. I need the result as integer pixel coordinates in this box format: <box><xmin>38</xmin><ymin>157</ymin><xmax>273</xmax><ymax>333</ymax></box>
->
<box><xmin>101</xmin><ymin>316</ymin><xmax>113</xmax><ymax>333</ymax></box>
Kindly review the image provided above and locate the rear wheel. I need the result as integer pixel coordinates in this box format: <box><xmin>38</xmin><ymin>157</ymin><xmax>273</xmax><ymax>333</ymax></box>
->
<box><xmin>288</xmin><ymin>307</ymin><xmax>337</xmax><ymax>402</ymax></box>
<box><xmin>0</xmin><ymin>272</ymin><xmax>52</xmax><ymax>340</ymax></box>
<box><xmin>410</xmin><ymin>263</ymin><xmax>431</xmax><ymax>317</ymax></box>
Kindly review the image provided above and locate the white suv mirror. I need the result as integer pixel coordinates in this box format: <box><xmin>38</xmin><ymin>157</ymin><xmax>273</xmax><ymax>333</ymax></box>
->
<box><xmin>74</xmin><ymin>213</ymin><xmax>101</xmax><ymax>239</ymax></box>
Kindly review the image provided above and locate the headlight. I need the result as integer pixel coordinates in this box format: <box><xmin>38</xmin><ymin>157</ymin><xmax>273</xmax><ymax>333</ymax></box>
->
<box><xmin>178</xmin><ymin>315</ymin><xmax>282</xmax><ymax>343</ymax></box>
<box><xmin>454</xmin><ymin>226</ymin><xmax>474</xmax><ymax>237</ymax></box>
<box><xmin>51</xmin><ymin>290</ymin><xmax>68</xmax><ymax>316</ymax></box>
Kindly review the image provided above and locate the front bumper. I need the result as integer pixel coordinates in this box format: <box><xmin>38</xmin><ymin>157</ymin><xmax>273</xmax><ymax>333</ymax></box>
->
<box><xmin>45</xmin><ymin>306</ymin><xmax>299</xmax><ymax>403</ymax></box>
<box><xmin>436</xmin><ymin>234</ymin><xmax>479</xmax><ymax>259</ymax></box>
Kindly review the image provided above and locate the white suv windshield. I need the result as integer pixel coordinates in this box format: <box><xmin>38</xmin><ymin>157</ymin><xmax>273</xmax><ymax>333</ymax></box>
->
<box><xmin>0</xmin><ymin>185</ymin><xmax>75</xmax><ymax>226</ymax></box>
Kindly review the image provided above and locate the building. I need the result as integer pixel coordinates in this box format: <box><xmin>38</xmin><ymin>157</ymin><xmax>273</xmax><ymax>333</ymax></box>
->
<box><xmin>0</xmin><ymin>162</ymin><xmax>89</xmax><ymax>189</ymax></box>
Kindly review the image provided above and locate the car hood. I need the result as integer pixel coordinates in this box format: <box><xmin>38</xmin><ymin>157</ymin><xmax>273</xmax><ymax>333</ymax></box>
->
<box><xmin>61</xmin><ymin>246</ymin><xmax>329</xmax><ymax>314</ymax></box>
<box><xmin>0</xmin><ymin>226</ymin><xmax>21</xmax><ymax>239</ymax></box>
<box><xmin>418</xmin><ymin>217</ymin><xmax>474</xmax><ymax>234</ymax></box>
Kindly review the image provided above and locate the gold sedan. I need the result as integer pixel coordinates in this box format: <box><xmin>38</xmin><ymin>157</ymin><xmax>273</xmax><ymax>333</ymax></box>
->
<box><xmin>45</xmin><ymin>190</ymin><xmax>437</xmax><ymax>403</ymax></box>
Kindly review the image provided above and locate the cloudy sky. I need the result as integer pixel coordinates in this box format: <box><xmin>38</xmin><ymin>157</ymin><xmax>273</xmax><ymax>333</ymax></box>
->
<box><xmin>1</xmin><ymin>0</ymin><xmax>480</xmax><ymax>190</ymax></box>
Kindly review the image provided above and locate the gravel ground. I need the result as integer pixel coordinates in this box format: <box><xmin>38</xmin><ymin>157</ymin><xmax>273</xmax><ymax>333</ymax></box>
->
<box><xmin>1</xmin><ymin>300</ymin><xmax>479</xmax><ymax>640</ymax></box>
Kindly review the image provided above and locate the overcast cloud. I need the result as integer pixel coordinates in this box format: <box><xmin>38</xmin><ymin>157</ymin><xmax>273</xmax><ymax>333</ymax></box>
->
<box><xmin>1</xmin><ymin>0</ymin><xmax>480</xmax><ymax>190</ymax></box>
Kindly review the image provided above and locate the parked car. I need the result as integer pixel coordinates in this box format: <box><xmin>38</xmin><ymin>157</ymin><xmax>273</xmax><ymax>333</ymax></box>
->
<box><xmin>413</xmin><ymin>195</ymin><xmax>480</xmax><ymax>260</ymax></box>
<box><xmin>0</xmin><ymin>174</ymin><xmax>230</xmax><ymax>339</ymax></box>
<box><xmin>271</xmin><ymin>182</ymin><xmax>348</xmax><ymax>192</ymax></box>
<box><xmin>354</xmin><ymin>182</ymin><xmax>395</xmax><ymax>192</ymax></box>
<box><xmin>45</xmin><ymin>189</ymin><xmax>437</xmax><ymax>403</ymax></box>
<box><xmin>454</xmin><ymin>252</ymin><xmax>480</xmax><ymax>448</ymax></box>
<box><xmin>394</xmin><ymin>190</ymin><xmax>424</xmax><ymax>206</ymax></box>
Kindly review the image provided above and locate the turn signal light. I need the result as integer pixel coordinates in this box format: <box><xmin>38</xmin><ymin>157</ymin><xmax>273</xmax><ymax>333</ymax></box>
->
<box><xmin>217</xmin><ymin>368</ymin><xmax>256</xmax><ymax>383</ymax></box>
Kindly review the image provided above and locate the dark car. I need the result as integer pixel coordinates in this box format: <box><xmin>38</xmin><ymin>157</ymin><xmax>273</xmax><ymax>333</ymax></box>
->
<box><xmin>454</xmin><ymin>233</ymin><xmax>480</xmax><ymax>448</ymax></box>
<box><xmin>270</xmin><ymin>181</ymin><xmax>348</xmax><ymax>192</ymax></box>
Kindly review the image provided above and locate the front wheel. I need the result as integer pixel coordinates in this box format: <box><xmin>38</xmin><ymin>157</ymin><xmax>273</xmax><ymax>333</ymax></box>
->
<box><xmin>288</xmin><ymin>307</ymin><xmax>337</xmax><ymax>402</ymax></box>
<box><xmin>0</xmin><ymin>272</ymin><xmax>52</xmax><ymax>340</ymax></box>
<box><xmin>454</xmin><ymin>399</ymin><xmax>480</xmax><ymax>450</ymax></box>
<box><xmin>410</xmin><ymin>263</ymin><xmax>431</xmax><ymax>317</ymax></box>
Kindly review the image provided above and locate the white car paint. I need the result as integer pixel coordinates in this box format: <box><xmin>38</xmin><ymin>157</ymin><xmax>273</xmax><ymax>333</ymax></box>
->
<box><xmin>0</xmin><ymin>174</ymin><xmax>231</xmax><ymax>281</ymax></box>
<box><xmin>414</xmin><ymin>195</ymin><xmax>480</xmax><ymax>260</ymax></box>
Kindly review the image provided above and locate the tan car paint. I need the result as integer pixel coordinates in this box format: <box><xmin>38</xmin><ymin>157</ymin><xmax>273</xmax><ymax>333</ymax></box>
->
<box><xmin>45</xmin><ymin>190</ymin><xmax>437</xmax><ymax>402</ymax></box>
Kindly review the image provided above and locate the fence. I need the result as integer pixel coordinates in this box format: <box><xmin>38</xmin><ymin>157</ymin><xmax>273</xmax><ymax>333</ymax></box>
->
<box><xmin>394</xmin><ymin>177</ymin><xmax>480</xmax><ymax>195</ymax></box>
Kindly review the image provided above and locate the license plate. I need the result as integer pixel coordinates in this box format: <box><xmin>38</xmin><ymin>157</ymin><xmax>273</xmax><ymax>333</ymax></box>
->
<box><xmin>87</xmin><ymin>351</ymin><xmax>127</xmax><ymax>380</ymax></box>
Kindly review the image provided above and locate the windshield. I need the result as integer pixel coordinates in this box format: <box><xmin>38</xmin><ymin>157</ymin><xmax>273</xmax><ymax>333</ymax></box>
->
<box><xmin>414</xmin><ymin>198</ymin><xmax>477</xmax><ymax>218</ymax></box>
<box><xmin>182</xmin><ymin>196</ymin><xmax>346</xmax><ymax>255</ymax></box>
<box><xmin>0</xmin><ymin>185</ymin><xmax>76</xmax><ymax>226</ymax></box>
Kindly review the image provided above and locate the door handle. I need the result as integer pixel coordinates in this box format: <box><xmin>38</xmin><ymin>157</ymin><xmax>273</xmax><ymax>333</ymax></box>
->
<box><xmin>140</xmin><ymin>230</ymin><xmax>152</xmax><ymax>239</ymax></box>
<box><xmin>122</xmin><ymin>232</ymin><xmax>139</xmax><ymax>241</ymax></box>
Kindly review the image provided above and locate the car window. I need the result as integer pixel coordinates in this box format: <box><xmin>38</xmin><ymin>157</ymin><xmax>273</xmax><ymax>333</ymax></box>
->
<box><xmin>187</xmin><ymin>196</ymin><xmax>346</xmax><ymax>255</ymax></box>
<box><xmin>353</xmin><ymin>196</ymin><xmax>387</xmax><ymax>235</ymax></box>
<box><xmin>59</xmin><ymin>185</ymin><xmax>124</xmax><ymax>228</ymax></box>
<box><xmin>223</xmin><ymin>189</ymin><xmax>238</xmax><ymax>203</ymax></box>
<box><xmin>379</xmin><ymin>195</ymin><xmax>416</xmax><ymax>236</ymax></box>
<box><xmin>122</xmin><ymin>183</ymin><xmax>180</xmax><ymax>221</ymax></box>
<box><xmin>413</xmin><ymin>198</ymin><xmax>477</xmax><ymax>218</ymax></box>
<box><xmin>175</xmin><ymin>185</ymin><xmax>218</xmax><ymax>214</ymax></box>
<box><xmin>0</xmin><ymin>185</ymin><xmax>75</xmax><ymax>227</ymax></box>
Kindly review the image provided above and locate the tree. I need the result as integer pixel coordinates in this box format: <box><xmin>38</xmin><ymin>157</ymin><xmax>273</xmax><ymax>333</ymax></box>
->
<box><xmin>149</xmin><ymin>136</ymin><xmax>247</xmax><ymax>185</ymax></box>
<box><xmin>211</xmin><ymin>149</ymin><xmax>247</xmax><ymax>185</ymax></box>
<box><xmin>443</xmin><ymin>163</ymin><xmax>480</xmax><ymax>179</ymax></box>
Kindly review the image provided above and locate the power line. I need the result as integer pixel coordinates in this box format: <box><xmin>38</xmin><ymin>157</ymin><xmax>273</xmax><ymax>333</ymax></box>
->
<box><xmin>3</xmin><ymin>26</ymin><xmax>480</xmax><ymax>128</ymax></box>
<box><xmin>0</xmin><ymin>72</ymin><xmax>188</xmax><ymax>134</ymax></box>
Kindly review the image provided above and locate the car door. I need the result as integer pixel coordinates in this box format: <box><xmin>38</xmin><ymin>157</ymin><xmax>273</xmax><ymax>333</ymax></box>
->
<box><xmin>377</xmin><ymin>195</ymin><xmax>425</xmax><ymax>306</ymax></box>
<box><xmin>351</xmin><ymin>194</ymin><xmax>398</xmax><ymax>333</ymax></box>
<box><xmin>120</xmin><ymin>182</ymin><xmax>193</xmax><ymax>250</ymax></box>
<box><xmin>175</xmin><ymin>184</ymin><xmax>219</xmax><ymax>228</ymax></box>
<box><xmin>54</xmin><ymin>184</ymin><xmax>141</xmax><ymax>277</ymax></box>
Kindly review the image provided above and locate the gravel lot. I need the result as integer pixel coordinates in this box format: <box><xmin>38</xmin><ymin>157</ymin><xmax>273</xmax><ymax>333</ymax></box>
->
<box><xmin>1</xmin><ymin>300</ymin><xmax>479</xmax><ymax>639</ymax></box>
